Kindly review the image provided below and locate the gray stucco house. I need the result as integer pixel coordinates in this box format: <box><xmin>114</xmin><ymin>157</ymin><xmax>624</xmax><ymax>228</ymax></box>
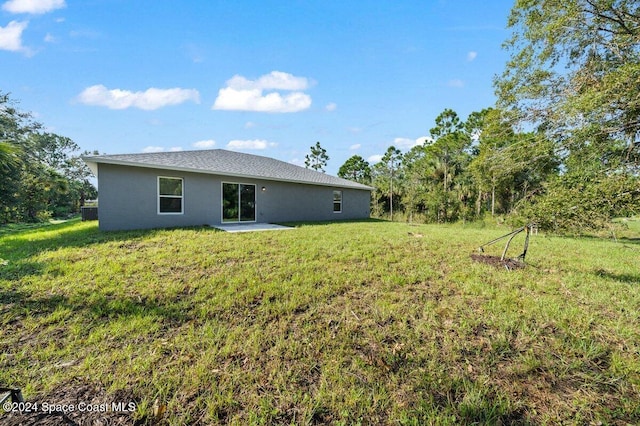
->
<box><xmin>82</xmin><ymin>149</ymin><xmax>373</xmax><ymax>231</ymax></box>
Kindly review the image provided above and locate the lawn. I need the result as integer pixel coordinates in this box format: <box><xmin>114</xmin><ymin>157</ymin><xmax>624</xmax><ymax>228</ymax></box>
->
<box><xmin>1</xmin><ymin>218</ymin><xmax>639</xmax><ymax>425</ymax></box>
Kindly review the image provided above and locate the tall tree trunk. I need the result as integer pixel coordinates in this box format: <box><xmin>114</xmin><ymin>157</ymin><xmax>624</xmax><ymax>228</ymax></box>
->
<box><xmin>491</xmin><ymin>183</ymin><xmax>495</xmax><ymax>217</ymax></box>
<box><xmin>390</xmin><ymin>177</ymin><xmax>393</xmax><ymax>221</ymax></box>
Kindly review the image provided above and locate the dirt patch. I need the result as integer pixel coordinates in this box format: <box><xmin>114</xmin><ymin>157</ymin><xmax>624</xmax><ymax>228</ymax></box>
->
<box><xmin>2</xmin><ymin>378</ymin><xmax>143</xmax><ymax>426</ymax></box>
<box><xmin>470</xmin><ymin>253</ymin><xmax>526</xmax><ymax>270</ymax></box>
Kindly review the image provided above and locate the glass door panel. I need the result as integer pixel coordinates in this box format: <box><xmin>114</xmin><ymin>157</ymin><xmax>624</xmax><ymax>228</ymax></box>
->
<box><xmin>239</xmin><ymin>184</ymin><xmax>256</xmax><ymax>222</ymax></box>
<box><xmin>222</xmin><ymin>183</ymin><xmax>239</xmax><ymax>222</ymax></box>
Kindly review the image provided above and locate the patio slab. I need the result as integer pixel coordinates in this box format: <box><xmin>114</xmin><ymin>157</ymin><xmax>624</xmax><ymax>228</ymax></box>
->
<box><xmin>213</xmin><ymin>223</ymin><xmax>295</xmax><ymax>233</ymax></box>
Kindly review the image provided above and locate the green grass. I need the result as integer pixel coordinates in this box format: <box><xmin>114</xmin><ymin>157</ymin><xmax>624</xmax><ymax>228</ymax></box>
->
<box><xmin>1</xmin><ymin>218</ymin><xmax>639</xmax><ymax>424</ymax></box>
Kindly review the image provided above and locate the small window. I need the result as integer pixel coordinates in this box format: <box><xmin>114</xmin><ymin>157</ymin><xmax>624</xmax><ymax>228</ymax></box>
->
<box><xmin>333</xmin><ymin>190</ymin><xmax>342</xmax><ymax>213</ymax></box>
<box><xmin>158</xmin><ymin>177</ymin><xmax>183</xmax><ymax>214</ymax></box>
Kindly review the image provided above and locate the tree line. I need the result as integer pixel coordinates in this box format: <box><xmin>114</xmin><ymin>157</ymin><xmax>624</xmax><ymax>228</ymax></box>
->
<box><xmin>329</xmin><ymin>0</ymin><xmax>640</xmax><ymax>233</ymax></box>
<box><xmin>0</xmin><ymin>92</ymin><xmax>97</xmax><ymax>224</ymax></box>
<box><xmin>330</xmin><ymin>103</ymin><xmax>638</xmax><ymax>232</ymax></box>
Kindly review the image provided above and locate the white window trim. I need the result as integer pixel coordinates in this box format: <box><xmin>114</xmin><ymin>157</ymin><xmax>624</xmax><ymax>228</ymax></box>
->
<box><xmin>158</xmin><ymin>176</ymin><xmax>184</xmax><ymax>215</ymax></box>
<box><xmin>333</xmin><ymin>190</ymin><xmax>342</xmax><ymax>213</ymax></box>
<box><xmin>221</xmin><ymin>181</ymin><xmax>257</xmax><ymax>223</ymax></box>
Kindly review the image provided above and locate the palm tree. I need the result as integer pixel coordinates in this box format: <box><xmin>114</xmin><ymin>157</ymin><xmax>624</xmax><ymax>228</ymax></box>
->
<box><xmin>0</xmin><ymin>141</ymin><xmax>20</xmax><ymax>172</ymax></box>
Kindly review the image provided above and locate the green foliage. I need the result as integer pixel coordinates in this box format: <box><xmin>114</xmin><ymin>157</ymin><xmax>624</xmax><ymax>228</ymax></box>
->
<box><xmin>372</xmin><ymin>146</ymin><xmax>403</xmax><ymax>220</ymax></box>
<box><xmin>491</xmin><ymin>0</ymin><xmax>640</xmax><ymax>232</ymax></box>
<box><xmin>496</xmin><ymin>0</ymin><xmax>640</xmax><ymax>165</ymax></box>
<box><xmin>0</xmin><ymin>92</ymin><xmax>97</xmax><ymax>223</ymax></box>
<box><xmin>338</xmin><ymin>155</ymin><xmax>371</xmax><ymax>184</ymax></box>
<box><xmin>305</xmin><ymin>141</ymin><xmax>329</xmax><ymax>172</ymax></box>
<box><xmin>389</xmin><ymin>107</ymin><xmax>554</xmax><ymax>224</ymax></box>
<box><xmin>425</xmin><ymin>109</ymin><xmax>473</xmax><ymax>222</ymax></box>
<box><xmin>513</xmin><ymin>172</ymin><xmax>640</xmax><ymax>233</ymax></box>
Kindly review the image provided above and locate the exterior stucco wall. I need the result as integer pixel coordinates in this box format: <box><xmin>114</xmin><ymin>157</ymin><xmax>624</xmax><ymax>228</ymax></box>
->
<box><xmin>97</xmin><ymin>163</ymin><xmax>370</xmax><ymax>231</ymax></box>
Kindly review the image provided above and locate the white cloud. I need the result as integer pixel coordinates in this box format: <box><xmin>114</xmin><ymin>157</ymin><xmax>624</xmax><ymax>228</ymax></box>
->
<box><xmin>168</xmin><ymin>146</ymin><xmax>183</xmax><ymax>152</ymax></box>
<box><xmin>367</xmin><ymin>154</ymin><xmax>383</xmax><ymax>164</ymax></box>
<box><xmin>213</xmin><ymin>71</ymin><xmax>312</xmax><ymax>113</ymax></box>
<box><xmin>192</xmin><ymin>139</ymin><xmax>216</xmax><ymax>149</ymax></box>
<box><xmin>415</xmin><ymin>136</ymin><xmax>433</xmax><ymax>146</ymax></box>
<box><xmin>448</xmin><ymin>79</ymin><xmax>465</xmax><ymax>88</ymax></box>
<box><xmin>393</xmin><ymin>136</ymin><xmax>433</xmax><ymax>150</ymax></box>
<box><xmin>289</xmin><ymin>158</ymin><xmax>304</xmax><ymax>167</ymax></box>
<box><xmin>393</xmin><ymin>138</ymin><xmax>415</xmax><ymax>149</ymax></box>
<box><xmin>43</xmin><ymin>32</ymin><xmax>55</xmax><ymax>43</ymax></box>
<box><xmin>77</xmin><ymin>85</ymin><xmax>200</xmax><ymax>110</ymax></box>
<box><xmin>226</xmin><ymin>71</ymin><xmax>311</xmax><ymax>91</ymax></box>
<box><xmin>142</xmin><ymin>146</ymin><xmax>165</xmax><ymax>153</ymax></box>
<box><xmin>226</xmin><ymin>139</ymin><xmax>277</xmax><ymax>150</ymax></box>
<box><xmin>325</xmin><ymin>102</ymin><xmax>337</xmax><ymax>112</ymax></box>
<box><xmin>2</xmin><ymin>0</ymin><xmax>66</xmax><ymax>14</ymax></box>
<box><xmin>244</xmin><ymin>121</ymin><xmax>256</xmax><ymax>128</ymax></box>
<box><xmin>347</xmin><ymin>127</ymin><xmax>362</xmax><ymax>134</ymax></box>
<box><xmin>0</xmin><ymin>20</ymin><xmax>27</xmax><ymax>52</ymax></box>
<box><xmin>214</xmin><ymin>87</ymin><xmax>311</xmax><ymax>113</ymax></box>
<box><xmin>467</xmin><ymin>51</ymin><xmax>477</xmax><ymax>61</ymax></box>
<box><xmin>349</xmin><ymin>144</ymin><xmax>361</xmax><ymax>150</ymax></box>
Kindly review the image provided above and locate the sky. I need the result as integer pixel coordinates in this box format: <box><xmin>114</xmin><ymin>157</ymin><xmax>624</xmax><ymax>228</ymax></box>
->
<box><xmin>0</xmin><ymin>0</ymin><xmax>515</xmax><ymax>176</ymax></box>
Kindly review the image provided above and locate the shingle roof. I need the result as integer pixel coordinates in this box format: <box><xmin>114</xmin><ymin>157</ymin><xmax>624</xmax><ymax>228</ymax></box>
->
<box><xmin>82</xmin><ymin>149</ymin><xmax>373</xmax><ymax>190</ymax></box>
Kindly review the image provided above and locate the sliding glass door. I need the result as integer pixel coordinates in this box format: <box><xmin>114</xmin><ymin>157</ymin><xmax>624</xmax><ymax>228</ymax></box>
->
<box><xmin>222</xmin><ymin>183</ymin><xmax>256</xmax><ymax>222</ymax></box>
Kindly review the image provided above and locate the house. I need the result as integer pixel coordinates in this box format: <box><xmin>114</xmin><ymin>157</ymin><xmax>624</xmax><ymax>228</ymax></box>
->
<box><xmin>82</xmin><ymin>149</ymin><xmax>373</xmax><ymax>231</ymax></box>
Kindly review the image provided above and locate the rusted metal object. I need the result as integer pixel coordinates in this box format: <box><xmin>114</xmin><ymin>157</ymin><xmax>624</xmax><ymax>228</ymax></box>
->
<box><xmin>472</xmin><ymin>224</ymin><xmax>535</xmax><ymax>269</ymax></box>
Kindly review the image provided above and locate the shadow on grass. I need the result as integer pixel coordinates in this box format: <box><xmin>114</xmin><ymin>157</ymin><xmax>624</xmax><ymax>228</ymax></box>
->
<box><xmin>618</xmin><ymin>236</ymin><xmax>640</xmax><ymax>245</ymax></box>
<box><xmin>594</xmin><ymin>269</ymin><xmax>640</xmax><ymax>284</ymax></box>
<box><xmin>279</xmin><ymin>218</ymin><xmax>389</xmax><ymax>228</ymax></box>
<box><xmin>1</xmin><ymin>285</ymin><xmax>192</xmax><ymax>328</ymax></box>
<box><xmin>0</xmin><ymin>221</ymin><xmax>223</xmax><ymax>279</ymax></box>
<box><xmin>0</xmin><ymin>220</ymin><xmax>220</xmax><ymax>326</ymax></box>
<box><xmin>563</xmin><ymin>233</ymin><xmax>640</xmax><ymax>246</ymax></box>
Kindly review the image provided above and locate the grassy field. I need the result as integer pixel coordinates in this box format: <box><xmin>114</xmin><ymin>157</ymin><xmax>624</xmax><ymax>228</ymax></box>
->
<box><xmin>1</xmin><ymin>218</ymin><xmax>639</xmax><ymax>425</ymax></box>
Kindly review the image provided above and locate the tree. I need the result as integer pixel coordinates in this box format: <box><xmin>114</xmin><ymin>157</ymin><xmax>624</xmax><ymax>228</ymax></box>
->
<box><xmin>514</xmin><ymin>172</ymin><xmax>640</xmax><ymax>233</ymax></box>
<box><xmin>496</xmin><ymin>0</ymin><xmax>640</xmax><ymax>170</ymax></box>
<box><xmin>426</xmin><ymin>109</ymin><xmax>472</xmax><ymax>222</ymax></box>
<box><xmin>0</xmin><ymin>141</ymin><xmax>21</xmax><ymax>216</ymax></box>
<box><xmin>338</xmin><ymin>155</ymin><xmax>371</xmax><ymax>184</ymax></box>
<box><xmin>0</xmin><ymin>92</ymin><xmax>97</xmax><ymax>223</ymax></box>
<box><xmin>29</xmin><ymin>132</ymin><xmax>79</xmax><ymax>169</ymax></box>
<box><xmin>0</xmin><ymin>92</ymin><xmax>37</xmax><ymax>221</ymax></box>
<box><xmin>495</xmin><ymin>0</ymin><xmax>640</xmax><ymax>230</ymax></box>
<box><xmin>372</xmin><ymin>146</ymin><xmax>403</xmax><ymax>221</ymax></box>
<box><xmin>305</xmin><ymin>141</ymin><xmax>329</xmax><ymax>172</ymax></box>
<box><xmin>63</xmin><ymin>150</ymin><xmax>99</xmax><ymax>210</ymax></box>
<box><xmin>428</xmin><ymin>109</ymin><xmax>469</xmax><ymax>192</ymax></box>
<box><xmin>18</xmin><ymin>165</ymin><xmax>68</xmax><ymax>222</ymax></box>
<box><xmin>400</xmin><ymin>145</ymin><xmax>436</xmax><ymax>222</ymax></box>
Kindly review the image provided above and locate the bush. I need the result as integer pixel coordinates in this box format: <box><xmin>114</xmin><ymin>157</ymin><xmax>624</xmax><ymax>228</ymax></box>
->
<box><xmin>511</xmin><ymin>173</ymin><xmax>640</xmax><ymax>234</ymax></box>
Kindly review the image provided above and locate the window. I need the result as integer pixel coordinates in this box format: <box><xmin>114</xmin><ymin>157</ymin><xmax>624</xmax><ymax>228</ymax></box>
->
<box><xmin>333</xmin><ymin>190</ymin><xmax>342</xmax><ymax>213</ymax></box>
<box><xmin>158</xmin><ymin>177</ymin><xmax>183</xmax><ymax>214</ymax></box>
<box><xmin>222</xmin><ymin>183</ymin><xmax>256</xmax><ymax>222</ymax></box>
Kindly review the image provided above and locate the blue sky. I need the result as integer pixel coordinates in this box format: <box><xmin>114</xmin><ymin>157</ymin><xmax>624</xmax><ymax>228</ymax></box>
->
<box><xmin>1</xmin><ymin>0</ymin><xmax>514</xmax><ymax>175</ymax></box>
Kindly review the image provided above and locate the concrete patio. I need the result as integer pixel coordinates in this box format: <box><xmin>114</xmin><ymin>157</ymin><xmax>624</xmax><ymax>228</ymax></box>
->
<box><xmin>212</xmin><ymin>223</ymin><xmax>295</xmax><ymax>233</ymax></box>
